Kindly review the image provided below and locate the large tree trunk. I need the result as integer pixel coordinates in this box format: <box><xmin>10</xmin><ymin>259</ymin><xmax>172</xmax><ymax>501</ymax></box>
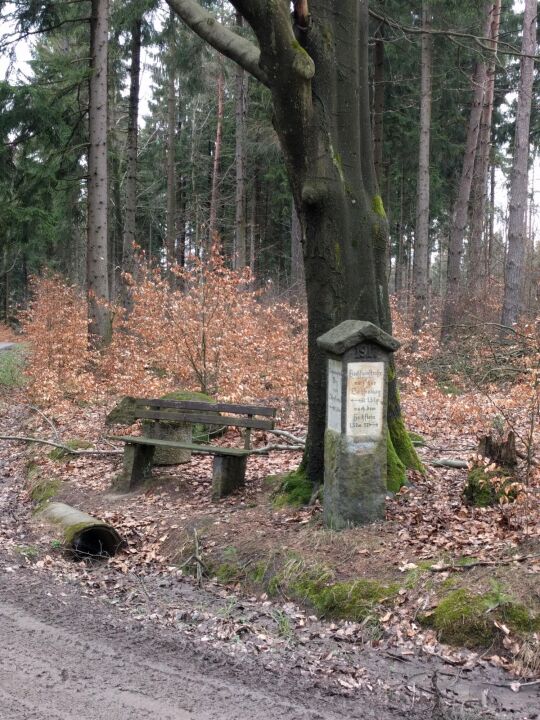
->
<box><xmin>501</xmin><ymin>0</ymin><xmax>537</xmax><ymax>330</ymax></box>
<box><xmin>412</xmin><ymin>3</ymin><xmax>433</xmax><ymax>333</ymax></box>
<box><xmin>87</xmin><ymin>0</ymin><xmax>111</xmax><ymax>346</ymax></box>
<box><xmin>372</xmin><ymin>23</ymin><xmax>385</xmax><ymax>188</ymax></box>
<box><xmin>290</xmin><ymin>200</ymin><xmax>305</xmax><ymax>293</ymax></box>
<box><xmin>233</xmin><ymin>12</ymin><xmax>248</xmax><ymax>269</ymax></box>
<box><xmin>165</xmin><ymin>0</ymin><xmax>421</xmax><ymax>488</ymax></box>
<box><xmin>122</xmin><ymin>17</ymin><xmax>142</xmax><ymax>297</ymax></box>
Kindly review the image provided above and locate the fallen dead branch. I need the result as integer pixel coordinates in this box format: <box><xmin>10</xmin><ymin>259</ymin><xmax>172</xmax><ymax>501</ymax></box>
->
<box><xmin>429</xmin><ymin>458</ymin><xmax>468</xmax><ymax>469</ymax></box>
<box><xmin>0</xmin><ymin>435</ymin><xmax>121</xmax><ymax>455</ymax></box>
<box><xmin>428</xmin><ymin>554</ymin><xmax>540</xmax><ymax>573</ymax></box>
<box><xmin>267</xmin><ymin>428</ymin><xmax>306</xmax><ymax>445</ymax></box>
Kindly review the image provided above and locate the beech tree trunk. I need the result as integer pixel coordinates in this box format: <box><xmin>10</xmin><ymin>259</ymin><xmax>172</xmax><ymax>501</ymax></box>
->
<box><xmin>87</xmin><ymin>0</ymin><xmax>111</xmax><ymax>346</ymax></box>
<box><xmin>372</xmin><ymin>24</ymin><xmax>385</xmax><ymax>188</ymax></box>
<box><xmin>122</xmin><ymin>17</ymin><xmax>142</xmax><ymax>292</ymax></box>
<box><xmin>412</xmin><ymin>3</ymin><xmax>433</xmax><ymax>333</ymax></box>
<box><xmin>166</xmin><ymin>0</ymin><xmax>421</xmax><ymax>487</ymax></box>
<box><xmin>501</xmin><ymin>0</ymin><xmax>537</xmax><ymax>330</ymax></box>
<box><xmin>290</xmin><ymin>200</ymin><xmax>305</xmax><ymax>292</ymax></box>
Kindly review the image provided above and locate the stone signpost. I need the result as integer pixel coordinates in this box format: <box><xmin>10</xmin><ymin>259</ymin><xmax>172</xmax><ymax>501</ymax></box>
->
<box><xmin>317</xmin><ymin>320</ymin><xmax>400</xmax><ymax>529</ymax></box>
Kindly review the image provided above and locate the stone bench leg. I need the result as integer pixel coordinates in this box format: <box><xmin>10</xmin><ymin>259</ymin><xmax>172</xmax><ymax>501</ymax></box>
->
<box><xmin>115</xmin><ymin>444</ymin><xmax>155</xmax><ymax>492</ymax></box>
<box><xmin>212</xmin><ymin>455</ymin><xmax>248</xmax><ymax>500</ymax></box>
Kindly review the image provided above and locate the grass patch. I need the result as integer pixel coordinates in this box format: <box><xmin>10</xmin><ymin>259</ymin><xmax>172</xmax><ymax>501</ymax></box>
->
<box><xmin>272</xmin><ymin>469</ymin><xmax>313</xmax><ymax>508</ymax></box>
<box><xmin>14</xmin><ymin>545</ymin><xmax>40</xmax><ymax>560</ymax></box>
<box><xmin>0</xmin><ymin>346</ymin><xmax>26</xmax><ymax>387</ymax></box>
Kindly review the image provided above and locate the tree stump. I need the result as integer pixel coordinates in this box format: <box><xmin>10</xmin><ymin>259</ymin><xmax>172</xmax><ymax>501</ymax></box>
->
<box><xmin>143</xmin><ymin>420</ymin><xmax>192</xmax><ymax>465</ymax></box>
<box><xmin>477</xmin><ymin>431</ymin><xmax>517</xmax><ymax>467</ymax></box>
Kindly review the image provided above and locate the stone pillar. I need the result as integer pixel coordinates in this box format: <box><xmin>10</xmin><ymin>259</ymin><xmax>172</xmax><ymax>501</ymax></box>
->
<box><xmin>317</xmin><ymin>320</ymin><xmax>400</xmax><ymax>529</ymax></box>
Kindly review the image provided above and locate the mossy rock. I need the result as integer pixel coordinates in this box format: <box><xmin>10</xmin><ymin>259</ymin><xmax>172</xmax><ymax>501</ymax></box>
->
<box><xmin>420</xmin><ymin>588</ymin><xmax>540</xmax><ymax>648</ymax></box>
<box><xmin>48</xmin><ymin>439</ymin><xmax>93</xmax><ymax>461</ymax></box>
<box><xmin>272</xmin><ymin>469</ymin><xmax>314</xmax><ymax>508</ymax></box>
<box><xmin>463</xmin><ymin>467</ymin><xmax>519</xmax><ymax>507</ymax></box>
<box><xmin>105</xmin><ymin>396</ymin><xmax>138</xmax><ymax>426</ymax></box>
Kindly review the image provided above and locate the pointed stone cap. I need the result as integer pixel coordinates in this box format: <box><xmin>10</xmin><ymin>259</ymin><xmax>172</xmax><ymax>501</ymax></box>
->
<box><xmin>317</xmin><ymin>320</ymin><xmax>400</xmax><ymax>355</ymax></box>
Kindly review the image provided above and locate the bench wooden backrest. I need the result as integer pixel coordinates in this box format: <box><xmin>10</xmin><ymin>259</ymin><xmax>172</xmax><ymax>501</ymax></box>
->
<box><xmin>132</xmin><ymin>399</ymin><xmax>276</xmax><ymax>431</ymax></box>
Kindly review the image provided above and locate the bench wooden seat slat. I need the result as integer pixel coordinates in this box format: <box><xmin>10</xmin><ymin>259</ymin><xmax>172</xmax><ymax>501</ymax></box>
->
<box><xmin>109</xmin><ymin>436</ymin><xmax>252</xmax><ymax>457</ymax></box>
<box><xmin>134</xmin><ymin>409</ymin><xmax>275</xmax><ymax>430</ymax></box>
<box><xmin>135</xmin><ymin>399</ymin><xmax>276</xmax><ymax>417</ymax></box>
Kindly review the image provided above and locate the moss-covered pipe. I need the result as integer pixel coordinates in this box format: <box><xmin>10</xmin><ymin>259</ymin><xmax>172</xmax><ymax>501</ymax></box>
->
<box><xmin>38</xmin><ymin>502</ymin><xmax>126</xmax><ymax>558</ymax></box>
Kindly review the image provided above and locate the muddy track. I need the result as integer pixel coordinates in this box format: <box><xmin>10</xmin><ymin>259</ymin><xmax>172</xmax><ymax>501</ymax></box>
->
<box><xmin>0</xmin><ymin>570</ymin><xmax>422</xmax><ymax>720</ymax></box>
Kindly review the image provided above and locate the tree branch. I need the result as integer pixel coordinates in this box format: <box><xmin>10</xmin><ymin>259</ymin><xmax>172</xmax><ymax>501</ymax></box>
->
<box><xmin>0</xmin><ymin>435</ymin><xmax>120</xmax><ymax>455</ymax></box>
<box><xmin>164</xmin><ymin>0</ymin><xmax>268</xmax><ymax>86</ymax></box>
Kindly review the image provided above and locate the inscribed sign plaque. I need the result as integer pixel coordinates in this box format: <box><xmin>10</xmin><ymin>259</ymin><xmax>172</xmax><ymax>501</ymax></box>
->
<box><xmin>327</xmin><ymin>359</ymin><xmax>342</xmax><ymax>432</ymax></box>
<box><xmin>346</xmin><ymin>362</ymin><xmax>385</xmax><ymax>439</ymax></box>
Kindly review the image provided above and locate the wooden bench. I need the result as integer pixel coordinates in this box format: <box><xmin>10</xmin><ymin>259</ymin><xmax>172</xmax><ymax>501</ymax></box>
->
<box><xmin>110</xmin><ymin>399</ymin><xmax>276</xmax><ymax>499</ymax></box>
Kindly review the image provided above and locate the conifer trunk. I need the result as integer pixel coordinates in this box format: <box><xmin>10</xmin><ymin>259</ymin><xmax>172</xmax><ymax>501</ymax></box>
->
<box><xmin>122</xmin><ymin>17</ymin><xmax>142</xmax><ymax>289</ymax></box>
<box><xmin>501</xmin><ymin>0</ymin><xmax>537</xmax><ymax>330</ymax></box>
<box><xmin>166</xmin><ymin>11</ymin><xmax>177</xmax><ymax>270</ymax></box>
<box><xmin>234</xmin><ymin>12</ymin><xmax>248</xmax><ymax>269</ymax></box>
<box><xmin>412</xmin><ymin>3</ymin><xmax>433</xmax><ymax>333</ymax></box>
<box><xmin>208</xmin><ymin>64</ymin><xmax>224</xmax><ymax>251</ymax></box>
<box><xmin>468</xmin><ymin>1</ymin><xmax>501</xmax><ymax>299</ymax></box>
<box><xmin>87</xmin><ymin>0</ymin><xmax>110</xmax><ymax>346</ymax></box>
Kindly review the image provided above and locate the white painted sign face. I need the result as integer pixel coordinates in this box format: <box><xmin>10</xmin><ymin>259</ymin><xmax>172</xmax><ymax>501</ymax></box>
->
<box><xmin>327</xmin><ymin>359</ymin><xmax>342</xmax><ymax>432</ymax></box>
<box><xmin>346</xmin><ymin>362</ymin><xmax>385</xmax><ymax>439</ymax></box>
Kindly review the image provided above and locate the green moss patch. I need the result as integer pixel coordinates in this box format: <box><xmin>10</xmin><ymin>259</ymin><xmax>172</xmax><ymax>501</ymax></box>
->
<box><xmin>387</xmin><ymin>432</ymin><xmax>406</xmax><ymax>492</ymax></box>
<box><xmin>463</xmin><ymin>466</ymin><xmax>520</xmax><ymax>507</ymax></box>
<box><xmin>30</xmin><ymin>478</ymin><xmax>61</xmax><ymax>509</ymax></box>
<box><xmin>296</xmin><ymin>577</ymin><xmax>397</xmax><ymax>622</ymax></box>
<box><xmin>420</xmin><ymin>587</ymin><xmax>540</xmax><ymax>648</ymax></box>
<box><xmin>272</xmin><ymin>469</ymin><xmax>313</xmax><ymax>508</ymax></box>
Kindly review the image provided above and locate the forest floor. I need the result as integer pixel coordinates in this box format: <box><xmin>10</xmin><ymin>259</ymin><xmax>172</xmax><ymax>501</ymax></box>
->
<box><xmin>2</xmin><ymin>349</ymin><xmax>540</xmax><ymax>718</ymax></box>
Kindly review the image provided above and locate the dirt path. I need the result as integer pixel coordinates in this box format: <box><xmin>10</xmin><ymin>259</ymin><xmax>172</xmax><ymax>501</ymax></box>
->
<box><xmin>0</xmin><ymin>569</ymin><xmax>421</xmax><ymax>720</ymax></box>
